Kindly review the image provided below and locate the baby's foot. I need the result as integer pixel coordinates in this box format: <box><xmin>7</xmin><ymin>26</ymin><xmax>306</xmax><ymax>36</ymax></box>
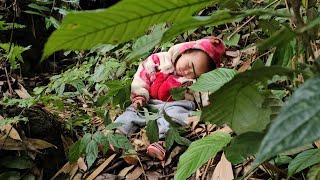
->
<box><xmin>146</xmin><ymin>141</ymin><xmax>166</xmax><ymax>161</ymax></box>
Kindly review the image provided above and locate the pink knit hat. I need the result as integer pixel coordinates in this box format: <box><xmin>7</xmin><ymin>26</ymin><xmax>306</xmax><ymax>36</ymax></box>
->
<box><xmin>168</xmin><ymin>36</ymin><xmax>225</xmax><ymax>67</ymax></box>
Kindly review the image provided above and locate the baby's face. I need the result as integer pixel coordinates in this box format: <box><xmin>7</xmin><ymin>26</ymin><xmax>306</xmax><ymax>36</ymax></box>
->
<box><xmin>175</xmin><ymin>50</ymin><xmax>211</xmax><ymax>79</ymax></box>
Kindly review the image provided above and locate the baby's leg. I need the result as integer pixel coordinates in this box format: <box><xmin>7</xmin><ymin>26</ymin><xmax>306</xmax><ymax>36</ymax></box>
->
<box><xmin>164</xmin><ymin>100</ymin><xmax>196</xmax><ymax>126</ymax></box>
<box><xmin>114</xmin><ymin>105</ymin><xmax>146</xmax><ymax>136</ymax></box>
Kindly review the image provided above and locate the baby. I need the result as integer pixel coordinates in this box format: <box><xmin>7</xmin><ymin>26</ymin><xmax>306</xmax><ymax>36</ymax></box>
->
<box><xmin>115</xmin><ymin>36</ymin><xmax>225</xmax><ymax>160</ymax></box>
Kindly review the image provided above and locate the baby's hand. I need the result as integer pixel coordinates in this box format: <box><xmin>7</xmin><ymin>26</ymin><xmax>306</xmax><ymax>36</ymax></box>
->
<box><xmin>132</xmin><ymin>99</ymin><xmax>145</xmax><ymax>110</ymax></box>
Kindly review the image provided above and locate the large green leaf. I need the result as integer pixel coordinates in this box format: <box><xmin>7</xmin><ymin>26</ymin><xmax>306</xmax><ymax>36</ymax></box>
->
<box><xmin>203</xmin><ymin>84</ymin><xmax>271</xmax><ymax>134</ymax></box>
<box><xmin>255</xmin><ymin>76</ymin><xmax>320</xmax><ymax>164</ymax></box>
<box><xmin>162</xmin><ymin>9</ymin><xmax>290</xmax><ymax>43</ymax></box>
<box><xmin>190</xmin><ymin>68</ymin><xmax>237</xmax><ymax>92</ymax></box>
<box><xmin>224</xmin><ymin>132</ymin><xmax>265</xmax><ymax>165</ymax></box>
<box><xmin>175</xmin><ymin>132</ymin><xmax>231</xmax><ymax>180</ymax></box>
<box><xmin>307</xmin><ymin>164</ymin><xmax>320</xmax><ymax>180</ymax></box>
<box><xmin>287</xmin><ymin>149</ymin><xmax>320</xmax><ymax>178</ymax></box>
<box><xmin>43</xmin><ymin>0</ymin><xmax>217</xmax><ymax>58</ymax></box>
<box><xmin>201</xmin><ymin>66</ymin><xmax>292</xmax><ymax>134</ymax></box>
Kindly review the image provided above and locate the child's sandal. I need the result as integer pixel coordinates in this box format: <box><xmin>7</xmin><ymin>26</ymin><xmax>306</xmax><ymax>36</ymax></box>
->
<box><xmin>146</xmin><ymin>141</ymin><xmax>166</xmax><ymax>161</ymax></box>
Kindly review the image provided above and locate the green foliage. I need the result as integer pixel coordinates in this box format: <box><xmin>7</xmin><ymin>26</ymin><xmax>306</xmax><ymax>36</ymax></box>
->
<box><xmin>255</xmin><ymin>76</ymin><xmax>320</xmax><ymax>164</ymax></box>
<box><xmin>170</xmin><ymin>87</ymin><xmax>187</xmax><ymax>101</ymax></box>
<box><xmin>0</xmin><ymin>116</ymin><xmax>28</xmax><ymax>127</ymax></box>
<box><xmin>146</xmin><ymin>119</ymin><xmax>159</xmax><ymax>143</ymax></box>
<box><xmin>43</xmin><ymin>0</ymin><xmax>218</xmax><ymax>59</ymax></box>
<box><xmin>125</xmin><ymin>23</ymin><xmax>167</xmax><ymax>62</ymax></box>
<box><xmin>175</xmin><ymin>132</ymin><xmax>231</xmax><ymax>180</ymax></box>
<box><xmin>287</xmin><ymin>149</ymin><xmax>320</xmax><ymax>178</ymax></box>
<box><xmin>225</xmin><ymin>132</ymin><xmax>265</xmax><ymax>164</ymax></box>
<box><xmin>257</xmin><ymin>26</ymin><xmax>296</xmax><ymax>52</ymax></box>
<box><xmin>0</xmin><ymin>43</ymin><xmax>30</xmax><ymax>69</ymax></box>
<box><xmin>68</xmin><ymin>130</ymin><xmax>132</xmax><ymax>167</ymax></box>
<box><xmin>190</xmin><ymin>68</ymin><xmax>237</xmax><ymax>92</ymax></box>
<box><xmin>161</xmin><ymin>8</ymin><xmax>290</xmax><ymax>43</ymax></box>
<box><xmin>165</xmin><ymin>128</ymin><xmax>191</xmax><ymax>150</ymax></box>
<box><xmin>307</xmin><ymin>164</ymin><xmax>320</xmax><ymax>180</ymax></box>
<box><xmin>0</xmin><ymin>156</ymin><xmax>33</xmax><ymax>169</ymax></box>
<box><xmin>201</xmin><ymin>66</ymin><xmax>293</xmax><ymax>134</ymax></box>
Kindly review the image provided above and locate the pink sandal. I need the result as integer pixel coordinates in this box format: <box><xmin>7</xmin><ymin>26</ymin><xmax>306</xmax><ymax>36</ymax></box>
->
<box><xmin>147</xmin><ymin>141</ymin><xmax>166</xmax><ymax>161</ymax></box>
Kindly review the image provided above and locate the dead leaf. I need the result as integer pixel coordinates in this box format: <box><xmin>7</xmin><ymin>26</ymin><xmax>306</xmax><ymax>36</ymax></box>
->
<box><xmin>225</xmin><ymin>50</ymin><xmax>241</xmax><ymax>67</ymax></box>
<box><xmin>25</xmin><ymin>138</ymin><xmax>57</xmax><ymax>149</ymax></box>
<box><xmin>14</xmin><ymin>84</ymin><xmax>31</xmax><ymax>99</ymax></box>
<box><xmin>211</xmin><ymin>153</ymin><xmax>234</xmax><ymax>180</ymax></box>
<box><xmin>165</xmin><ymin>146</ymin><xmax>183</xmax><ymax>166</ymax></box>
<box><xmin>217</xmin><ymin>125</ymin><xmax>233</xmax><ymax>134</ymax></box>
<box><xmin>95</xmin><ymin>173</ymin><xmax>121</xmax><ymax>180</ymax></box>
<box><xmin>241</xmin><ymin>46</ymin><xmax>257</xmax><ymax>56</ymax></box>
<box><xmin>187</xmin><ymin>116</ymin><xmax>200</xmax><ymax>130</ymax></box>
<box><xmin>146</xmin><ymin>171</ymin><xmax>162</xmax><ymax>180</ymax></box>
<box><xmin>77</xmin><ymin>157</ymin><xmax>87</xmax><ymax>172</ymax></box>
<box><xmin>126</xmin><ymin>167</ymin><xmax>143</xmax><ymax>180</ymax></box>
<box><xmin>0</xmin><ymin>124</ymin><xmax>22</xmax><ymax>141</ymax></box>
<box><xmin>123</xmin><ymin>154</ymin><xmax>139</xmax><ymax>165</ymax></box>
<box><xmin>118</xmin><ymin>165</ymin><xmax>135</xmax><ymax>177</ymax></box>
<box><xmin>86</xmin><ymin>154</ymin><xmax>116</xmax><ymax>180</ymax></box>
<box><xmin>50</xmin><ymin>162</ymin><xmax>77</xmax><ymax>180</ymax></box>
<box><xmin>0</xmin><ymin>138</ymin><xmax>26</xmax><ymax>150</ymax></box>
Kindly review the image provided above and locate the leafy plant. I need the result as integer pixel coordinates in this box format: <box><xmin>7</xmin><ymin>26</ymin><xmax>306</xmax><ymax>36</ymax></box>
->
<box><xmin>175</xmin><ymin>132</ymin><xmax>231</xmax><ymax>180</ymax></box>
<box><xmin>0</xmin><ymin>43</ymin><xmax>31</xmax><ymax>69</ymax></box>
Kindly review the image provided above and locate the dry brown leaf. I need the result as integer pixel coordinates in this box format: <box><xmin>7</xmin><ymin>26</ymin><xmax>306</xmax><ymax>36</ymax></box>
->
<box><xmin>0</xmin><ymin>138</ymin><xmax>26</xmax><ymax>150</ymax></box>
<box><xmin>126</xmin><ymin>167</ymin><xmax>143</xmax><ymax>180</ymax></box>
<box><xmin>50</xmin><ymin>162</ymin><xmax>77</xmax><ymax>180</ymax></box>
<box><xmin>0</xmin><ymin>124</ymin><xmax>22</xmax><ymax>141</ymax></box>
<box><xmin>95</xmin><ymin>173</ymin><xmax>121</xmax><ymax>180</ymax></box>
<box><xmin>146</xmin><ymin>171</ymin><xmax>162</xmax><ymax>180</ymax></box>
<box><xmin>118</xmin><ymin>165</ymin><xmax>135</xmax><ymax>177</ymax></box>
<box><xmin>85</xmin><ymin>154</ymin><xmax>116</xmax><ymax>180</ymax></box>
<box><xmin>241</xmin><ymin>46</ymin><xmax>257</xmax><ymax>56</ymax></box>
<box><xmin>123</xmin><ymin>154</ymin><xmax>139</xmax><ymax>165</ymax></box>
<box><xmin>211</xmin><ymin>153</ymin><xmax>234</xmax><ymax>180</ymax></box>
<box><xmin>187</xmin><ymin>116</ymin><xmax>200</xmax><ymax>130</ymax></box>
<box><xmin>217</xmin><ymin>125</ymin><xmax>233</xmax><ymax>134</ymax></box>
<box><xmin>165</xmin><ymin>146</ymin><xmax>183</xmax><ymax>166</ymax></box>
<box><xmin>25</xmin><ymin>138</ymin><xmax>57</xmax><ymax>149</ymax></box>
<box><xmin>225</xmin><ymin>50</ymin><xmax>241</xmax><ymax>67</ymax></box>
<box><xmin>14</xmin><ymin>84</ymin><xmax>31</xmax><ymax>99</ymax></box>
<box><xmin>77</xmin><ymin>157</ymin><xmax>87</xmax><ymax>172</ymax></box>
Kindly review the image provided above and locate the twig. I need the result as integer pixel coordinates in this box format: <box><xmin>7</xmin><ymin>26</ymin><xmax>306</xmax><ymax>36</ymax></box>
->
<box><xmin>201</xmin><ymin>158</ymin><xmax>212</xmax><ymax>180</ymax></box>
<box><xmin>228</xmin><ymin>0</ymin><xmax>281</xmax><ymax>39</ymax></box>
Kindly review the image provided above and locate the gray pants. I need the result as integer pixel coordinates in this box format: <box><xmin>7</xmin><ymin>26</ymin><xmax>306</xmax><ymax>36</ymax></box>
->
<box><xmin>115</xmin><ymin>99</ymin><xmax>196</xmax><ymax>138</ymax></box>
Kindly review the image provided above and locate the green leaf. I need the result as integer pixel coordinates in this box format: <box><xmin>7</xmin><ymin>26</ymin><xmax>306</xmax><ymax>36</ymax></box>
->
<box><xmin>271</xmin><ymin>39</ymin><xmax>295</xmax><ymax>67</ymax></box>
<box><xmin>170</xmin><ymin>87</ymin><xmax>187</xmax><ymax>100</ymax></box>
<box><xmin>203</xmin><ymin>84</ymin><xmax>271</xmax><ymax>134</ymax></box>
<box><xmin>68</xmin><ymin>140</ymin><xmax>82</xmax><ymax>163</ymax></box>
<box><xmin>201</xmin><ymin>66</ymin><xmax>293</xmax><ymax>134</ymax></box>
<box><xmin>165</xmin><ymin>128</ymin><xmax>176</xmax><ymax>150</ymax></box>
<box><xmin>190</xmin><ymin>68</ymin><xmax>237</xmax><ymax>92</ymax></box>
<box><xmin>225</xmin><ymin>132</ymin><xmax>265</xmax><ymax>164</ymax></box>
<box><xmin>0</xmin><ymin>156</ymin><xmax>33</xmax><ymax>169</ymax></box>
<box><xmin>255</xmin><ymin>76</ymin><xmax>320</xmax><ymax>164</ymax></box>
<box><xmin>85</xmin><ymin>140</ymin><xmax>98</xmax><ymax>168</ymax></box>
<box><xmin>257</xmin><ymin>26</ymin><xmax>296</xmax><ymax>52</ymax></box>
<box><xmin>287</xmin><ymin>149</ymin><xmax>320</xmax><ymax>178</ymax></box>
<box><xmin>162</xmin><ymin>9</ymin><xmax>290</xmax><ymax>43</ymax></box>
<box><xmin>107</xmin><ymin>134</ymin><xmax>133</xmax><ymax>150</ymax></box>
<box><xmin>175</xmin><ymin>135</ymin><xmax>191</xmax><ymax>146</ymax></box>
<box><xmin>43</xmin><ymin>0</ymin><xmax>217</xmax><ymax>59</ymax></box>
<box><xmin>146</xmin><ymin>119</ymin><xmax>159</xmax><ymax>143</ymax></box>
<box><xmin>125</xmin><ymin>23</ymin><xmax>167</xmax><ymax>61</ymax></box>
<box><xmin>307</xmin><ymin>164</ymin><xmax>320</xmax><ymax>180</ymax></box>
<box><xmin>27</xmin><ymin>3</ymin><xmax>50</xmax><ymax>12</ymax></box>
<box><xmin>0</xmin><ymin>171</ymin><xmax>20</xmax><ymax>180</ymax></box>
<box><xmin>224</xmin><ymin>33</ymin><xmax>240</xmax><ymax>47</ymax></box>
<box><xmin>175</xmin><ymin>132</ymin><xmax>232</xmax><ymax>180</ymax></box>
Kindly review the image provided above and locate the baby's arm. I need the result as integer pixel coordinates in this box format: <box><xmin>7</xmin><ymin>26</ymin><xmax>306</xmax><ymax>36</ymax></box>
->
<box><xmin>131</xmin><ymin>54</ymin><xmax>160</xmax><ymax>108</ymax></box>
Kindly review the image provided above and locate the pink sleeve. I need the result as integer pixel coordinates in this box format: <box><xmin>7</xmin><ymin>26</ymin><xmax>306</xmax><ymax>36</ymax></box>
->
<box><xmin>131</xmin><ymin>54</ymin><xmax>160</xmax><ymax>103</ymax></box>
